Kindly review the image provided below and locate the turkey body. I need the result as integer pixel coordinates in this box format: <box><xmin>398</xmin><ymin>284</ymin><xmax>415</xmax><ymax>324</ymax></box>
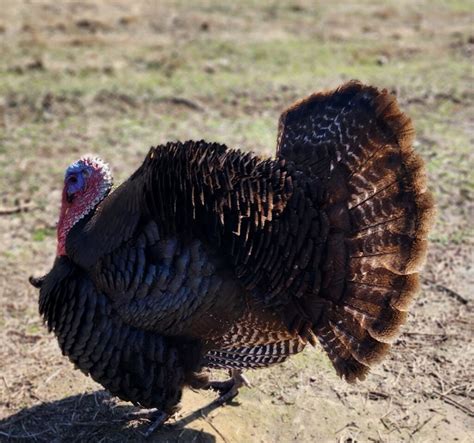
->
<box><xmin>35</xmin><ymin>82</ymin><xmax>434</xmax><ymax>415</ymax></box>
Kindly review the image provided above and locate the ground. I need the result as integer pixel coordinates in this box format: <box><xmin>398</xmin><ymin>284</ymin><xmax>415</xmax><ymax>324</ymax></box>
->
<box><xmin>0</xmin><ymin>1</ymin><xmax>472</xmax><ymax>442</ymax></box>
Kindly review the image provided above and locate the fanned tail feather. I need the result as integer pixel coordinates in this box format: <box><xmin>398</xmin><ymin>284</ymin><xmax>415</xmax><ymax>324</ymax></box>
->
<box><xmin>277</xmin><ymin>81</ymin><xmax>435</xmax><ymax>381</ymax></box>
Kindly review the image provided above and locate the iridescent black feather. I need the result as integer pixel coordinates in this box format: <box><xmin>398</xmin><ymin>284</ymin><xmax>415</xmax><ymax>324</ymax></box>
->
<box><xmin>34</xmin><ymin>81</ymin><xmax>434</xmax><ymax>414</ymax></box>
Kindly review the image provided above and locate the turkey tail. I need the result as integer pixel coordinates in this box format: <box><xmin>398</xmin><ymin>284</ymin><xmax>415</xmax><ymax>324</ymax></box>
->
<box><xmin>277</xmin><ymin>81</ymin><xmax>435</xmax><ymax>382</ymax></box>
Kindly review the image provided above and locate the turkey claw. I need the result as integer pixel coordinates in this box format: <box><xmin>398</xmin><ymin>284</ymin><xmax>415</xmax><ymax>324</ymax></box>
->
<box><xmin>142</xmin><ymin>410</ymin><xmax>170</xmax><ymax>438</ymax></box>
<box><xmin>208</xmin><ymin>369</ymin><xmax>250</xmax><ymax>402</ymax></box>
<box><xmin>125</xmin><ymin>408</ymin><xmax>173</xmax><ymax>437</ymax></box>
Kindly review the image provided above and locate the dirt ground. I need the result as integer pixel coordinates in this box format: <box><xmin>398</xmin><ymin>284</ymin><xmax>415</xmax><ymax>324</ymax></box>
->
<box><xmin>0</xmin><ymin>1</ymin><xmax>472</xmax><ymax>442</ymax></box>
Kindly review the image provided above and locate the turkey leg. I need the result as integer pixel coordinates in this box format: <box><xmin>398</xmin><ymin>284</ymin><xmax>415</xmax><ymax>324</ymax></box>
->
<box><xmin>125</xmin><ymin>370</ymin><xmax>250</xmax><ymax>436</ymax></box>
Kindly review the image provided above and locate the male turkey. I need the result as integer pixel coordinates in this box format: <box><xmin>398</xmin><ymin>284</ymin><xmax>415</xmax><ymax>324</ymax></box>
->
<box><xmin>30</xmin><ymin>81</ymin><xmax>434</xmax><ymax>431</ymax></box>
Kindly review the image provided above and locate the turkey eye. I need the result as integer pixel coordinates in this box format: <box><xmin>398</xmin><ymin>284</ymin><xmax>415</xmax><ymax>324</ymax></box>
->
<box><xmin>68</xmin><ymin>175</ymin><xmax>78</xmax><ymax>183</ymax></box>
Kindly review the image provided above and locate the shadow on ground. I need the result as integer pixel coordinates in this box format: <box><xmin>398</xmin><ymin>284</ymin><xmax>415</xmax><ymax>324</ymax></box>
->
<box><xmin>0</xmin><ymin>390</ymin><xmax>217</xmax><ymax>442</ymax></box>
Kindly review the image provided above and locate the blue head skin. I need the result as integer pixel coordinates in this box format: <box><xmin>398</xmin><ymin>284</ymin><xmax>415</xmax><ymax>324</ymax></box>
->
<box><xmin>65</xmin><ymin>161</ymin><xmax>92</xmax><ymax>202</ymax></box>
<box><xmin>57</xmin><ymin>155</ymin><xmax>112</xmax><ymax>256</ymax></box>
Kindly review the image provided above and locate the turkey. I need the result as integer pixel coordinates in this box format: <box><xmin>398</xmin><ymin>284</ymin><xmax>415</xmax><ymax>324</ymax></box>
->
<box><xmin>30</xmin><ymin>81</ymin><xmax>434</xmax><ymax>431</ymax></box>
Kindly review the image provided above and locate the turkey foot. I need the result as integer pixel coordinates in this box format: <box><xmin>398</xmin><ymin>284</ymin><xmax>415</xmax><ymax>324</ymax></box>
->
<box><xmin>125</xmin><ymin>408</ymin><xmax>173</xmax><ymax>437</ymax></box>
<box><xmin>142</xmin><ymin>410</ymin><xmax>170</xmax><ymax>438</ymax></box>
<box><xmin>208</xmin><ymin>369</ymin><xmax>251</xmax><ymax>403</ymax></box>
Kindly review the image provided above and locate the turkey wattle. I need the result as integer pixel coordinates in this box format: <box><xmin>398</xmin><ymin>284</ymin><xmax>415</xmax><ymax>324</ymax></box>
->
<box><xmin>30</xmin><ymin>81</ymin><xmax>434</xmax><ymax>428</ymax></box>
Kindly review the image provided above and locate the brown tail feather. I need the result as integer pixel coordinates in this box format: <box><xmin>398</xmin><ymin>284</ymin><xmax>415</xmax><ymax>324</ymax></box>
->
<box><xmin>278</xmin><ymin>81</ymin><xmax>435</xmax><ymax>381</ymax></box>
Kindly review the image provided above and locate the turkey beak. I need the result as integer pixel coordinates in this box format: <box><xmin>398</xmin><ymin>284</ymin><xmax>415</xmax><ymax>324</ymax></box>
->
<box><xmin>29</xmin><ymin>275</ymin><xmax>45</xmax><ymax>288</ymax></box>
<box><xmin>66</xmin><ymin>191</ymin><xmax>74</xmax><ymax>203</ymax></box>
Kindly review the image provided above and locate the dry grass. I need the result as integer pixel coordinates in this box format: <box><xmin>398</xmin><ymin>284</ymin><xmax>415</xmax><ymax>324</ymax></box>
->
<box><xmin>0</xmin><ymin>1</ymin><xmax>473</xmax><ymax>442</ymax></box>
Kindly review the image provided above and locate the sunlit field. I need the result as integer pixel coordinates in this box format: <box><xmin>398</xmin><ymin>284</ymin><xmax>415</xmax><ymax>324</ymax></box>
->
<box><xmin>0</xmin><ymin>1</ymin><xmax>472</xmax><ymax>441</ymax></box>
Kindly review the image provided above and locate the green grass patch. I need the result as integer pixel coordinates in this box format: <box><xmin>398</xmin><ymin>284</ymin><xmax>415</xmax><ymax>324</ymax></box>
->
<box><xmin>32</xmin><ymin>227</ymin><xmax>56</xmax><ymax>242</ymax></box>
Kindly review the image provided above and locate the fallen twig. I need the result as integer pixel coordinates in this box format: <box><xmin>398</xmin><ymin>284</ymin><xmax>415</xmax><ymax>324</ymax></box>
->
<box><xmin>368</xmin><ymin>390</ymin><xmax>390</xmax><ymax>400</ymax></box>
<box><xmin>433</xmin><ymin>391</ymin><xmax>474</xmax><ymax>417</ymax></box>
<box><xmin>422</xmin><ymin>277</ymin><xmax>469</xmax><ymax>305</ymax></box>
<box><xmin>0</xmin><ymin>202</ymin><xmax>35</xmax><ymax>215</ymax></box>
<box><xmin>200</xmin><ymin>410</ymin><xmax>229</xmax><ymax>443</ymax></box>
<box><xmin>403</xmin><ymin>332</ymin><xmax>447</xmax><ymax>336</ymax></box>
<box><xmin>380</xmin><ymin>417</ymin><xmax>391</xmax><ymax>431</ymax></box>
<box><xmin>157</xmin><ymin>96</ymin><xmax>205</xmax><ymax>111</ymax></box>
<box><xmin>411</xmin><ymin>415</ymin><xmax>434</xmax><ymax>436</ymax></box>
<box><xmin>335</xmin><ymin>421</ymin><xmax>358</xmax><ymax>434</ymax></box>
<box><xmin>332</xmin><ymin>387</ymin><xmax>348</xmax><ymax>406</ymax></box>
